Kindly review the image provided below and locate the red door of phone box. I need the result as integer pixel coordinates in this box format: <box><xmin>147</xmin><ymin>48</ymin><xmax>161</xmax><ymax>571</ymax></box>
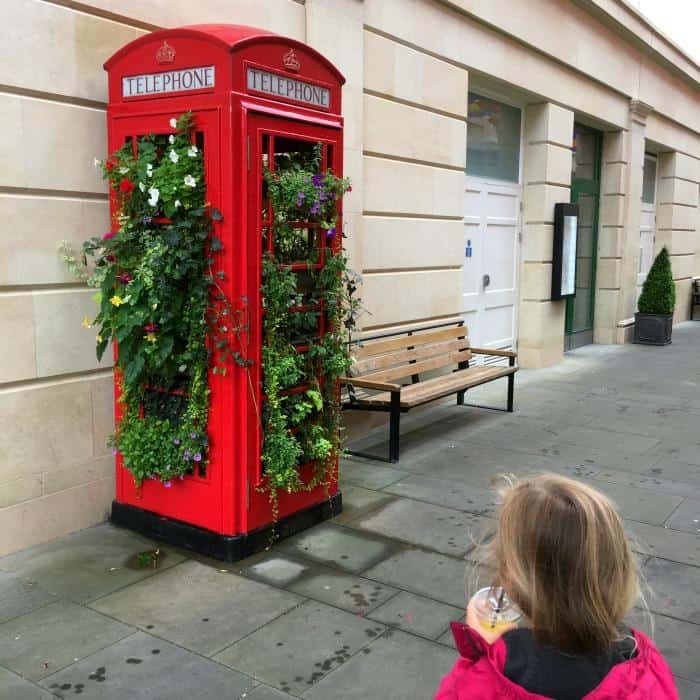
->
<box><xmin>105</xmin><ymin>25</ymin><xmax>344</xmax><ymax>561</ymax></box>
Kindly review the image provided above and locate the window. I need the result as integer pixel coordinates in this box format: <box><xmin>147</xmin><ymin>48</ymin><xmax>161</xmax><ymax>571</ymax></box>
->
<box><xmin>642</xmin><ymin>155</ymin><xmax>657</xmax><ymax>204</ymax></box>
<box><xmin>466</xmin><ymin>93</ymin><xmax>521</xmax><ymax>182</ymax></box>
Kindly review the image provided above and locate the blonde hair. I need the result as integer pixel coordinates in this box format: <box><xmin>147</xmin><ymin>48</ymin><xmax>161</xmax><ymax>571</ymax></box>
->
<box><xmin>477</xmin><ymin>473</ymin><xmax>640</xmax><ymax>655</ymax></box>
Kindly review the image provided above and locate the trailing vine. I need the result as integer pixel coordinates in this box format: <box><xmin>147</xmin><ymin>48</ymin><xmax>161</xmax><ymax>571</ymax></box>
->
<box><xmin>261</xmin><ymin>148</ymin><xmax>358</xmax><ymax>502</ymax></box>
<box><xmin>60</xmin><ymin>112</ymin><xmax>241</xmax><ymax>486</ymax></box>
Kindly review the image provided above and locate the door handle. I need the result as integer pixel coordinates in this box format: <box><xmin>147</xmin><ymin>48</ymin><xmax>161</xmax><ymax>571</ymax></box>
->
<box><xmin>483</xmin><ymin>274</ymin><xmax>491</xmax><ymax>288</ymax></box>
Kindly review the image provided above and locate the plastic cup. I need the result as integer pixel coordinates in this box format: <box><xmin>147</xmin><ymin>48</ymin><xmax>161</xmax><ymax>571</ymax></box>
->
<box><xmin>471</xmin><ymin>586</ymin><xmax>521</xmax><ymax>632</ymax></box>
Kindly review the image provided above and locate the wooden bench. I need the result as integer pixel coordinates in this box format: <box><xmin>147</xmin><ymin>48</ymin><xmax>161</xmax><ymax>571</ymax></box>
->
<box><xmin>341</xmin><ymin>322</ymin><xmax>517</xmax><ymax>463</ymax></box>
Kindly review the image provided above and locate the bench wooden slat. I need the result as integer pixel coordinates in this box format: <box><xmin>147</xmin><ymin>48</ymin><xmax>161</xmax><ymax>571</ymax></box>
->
<box><xmin>359</xmin><ymin>365</ymin><xmax>516</xmax><ymax>408</ymax></box>
<box><xmin>352</xmin><ymin>337</ymin><xmax>471</xmax><ymax>375</ymax></box>
<box><xmin>353</xmin><ymin>326</ymin><xmax>468</xmax><ymax>360</ymax></box>
<box><xmin>361</xmin><ymin>348</ymin><xmax>472</xmax><ymax>384</ymax></box>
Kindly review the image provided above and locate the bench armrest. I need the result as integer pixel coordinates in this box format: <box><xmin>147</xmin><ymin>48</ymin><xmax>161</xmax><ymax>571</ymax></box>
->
<box><xmin>341</xmin><ymin>377</ymin><xmax>402</xmax><ymax>392</ymax></box>
<box><xmin>470</xmin><ymin>347</ymin><xmax>517</xmax><ymax>358</ymax></box>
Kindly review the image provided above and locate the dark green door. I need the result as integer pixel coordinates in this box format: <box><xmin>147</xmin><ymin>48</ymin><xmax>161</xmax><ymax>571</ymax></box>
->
<box><xmin>565</xmin><ymin>124</ymin><xmax>602</xmax><ymax>350</ymax></box>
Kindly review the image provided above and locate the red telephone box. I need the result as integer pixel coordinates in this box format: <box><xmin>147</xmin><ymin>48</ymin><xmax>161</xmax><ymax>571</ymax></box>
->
<box><xmin>105</xmin><ymin>25</ymin><xmax>344</xmax><ymax>560</ymax></box>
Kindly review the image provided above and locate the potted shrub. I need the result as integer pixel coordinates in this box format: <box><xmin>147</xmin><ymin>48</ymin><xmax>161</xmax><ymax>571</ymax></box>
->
<box><xmin>634</xmin><ymin>246</ymin><xmax>675</xmax><ymax>345</ymax></box>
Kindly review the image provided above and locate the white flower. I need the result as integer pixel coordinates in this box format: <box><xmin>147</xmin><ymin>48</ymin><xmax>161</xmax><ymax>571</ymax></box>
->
<box><xmin>187</xmin><ymin>146</ymin><xmax>198</xmax><ymax>158</ymax></box>
<box><xmin>118</xmin><ymin>166</ymin><xmax>129</xmax><ymax>174</ymax></box>
<box><xmin>93</xmin><ymin>157</ymin><xmax>101</xmax><ymax>168</ymax></box>
<box><xmin>174</xmin><ymin>199</ymin><xmax>181</xmax><ymax>209</ymax></box>
<box><xmin>147</xmin><ymin>187</ymin><xmax>160</xmax><ymax>207</ymax></box>
<box><xmin>169</xmin><ymin>134</ymin><xmax>175</xmax><ymax>144</ymax></box>
<box><xmin>138</xmin><ymin>182</ymin><xmax>146</xmax><ymax>192</ymax></box>
<box><xmin>169</xmin><ymin>150</ymin><xmax>179</xmax><ymax>163</ymax></box>
<box><xmin>183</xmin><ymin>175</ymin><xmax>196</xmax><ymax>188</ymax></box>
<box><xmin>146</xmin><ymin>163</ymin><xmax>153</xmax><ymax>177</ymax></box>
<box><xmin>169</xmin><ymin>118</ymin><xmax>177</xmax><ymax>129</ymax></box>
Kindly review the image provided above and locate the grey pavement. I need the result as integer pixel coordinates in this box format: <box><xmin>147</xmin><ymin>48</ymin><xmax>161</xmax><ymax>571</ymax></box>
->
<box><xmin>2</xmin><ymin>323</ymin><xmax>700</xmax><ymax>698</ymax></box>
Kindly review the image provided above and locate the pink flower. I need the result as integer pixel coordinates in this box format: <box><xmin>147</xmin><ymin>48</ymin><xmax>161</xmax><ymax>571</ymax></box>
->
<box><xmin>163</xmin><ymin>480</ymin><xmax>172</xmax><ymax>488</ymax></box>
<box><xmin>117</xmin><ymin>273</ymin><xmax>132</xmax><ymax>284</ymax></box>
<box><xmin>143</xmin><ymin>323</ymin><xmax>158</xmax><ymax>333</ymax></box>
<box><xmin>102</xmin><ymin>231</ymin><xmax>115</xmax><ymax>240</ymax></box>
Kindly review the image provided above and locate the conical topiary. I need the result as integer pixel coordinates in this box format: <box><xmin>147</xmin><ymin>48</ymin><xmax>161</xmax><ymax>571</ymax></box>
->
<box><xmin>638</xmin><ymin>246</ymin><xmax>675</xmax><ymax>315</ymax></box>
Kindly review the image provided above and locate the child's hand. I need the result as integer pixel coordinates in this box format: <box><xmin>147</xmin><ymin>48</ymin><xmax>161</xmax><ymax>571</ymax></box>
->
<box><xmin>466</xmin><ymin>597</ymin><xmax>518</xmax><ymax>645</ymax></box>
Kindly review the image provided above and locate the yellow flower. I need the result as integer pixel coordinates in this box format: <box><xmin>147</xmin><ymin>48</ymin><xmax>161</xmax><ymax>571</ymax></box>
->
<box><xmin>110</xmin><ymin>295</ymin><xmax>124</xmax><ymax>307</ymax></box>
<box><xmin>81</xmin><ymin>316</ymin><xmax>92</xmax><ymax>328</ymax></box>
<box><xmin>96</xmin><ymin>334</ymin><xmax>103</xmax><ymax>343</ymax></box>
<box><xmin>144</xmin><ymin>332</ymin><xmax>157</xmax><ymax>343</ymax></box>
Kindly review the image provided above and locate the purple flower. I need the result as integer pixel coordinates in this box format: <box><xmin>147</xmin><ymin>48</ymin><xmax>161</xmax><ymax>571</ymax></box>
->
<box><xmin>310</xmin><ymin>202</ymin><xmax>321</xmax><ymax>215</ymax></box>
<box><xmin>312</xmin><ymin>173</ymin><xmax>323</xmax><ymax>187</ymax></box>
<box><xmin>326</xmin><ymin>228</ymin><xmax>336</xmax><ymax>239</ymax></box>
<box><xmin>112</xmin><ymin>447</ymin><xmax>118</xmax><ymax>456</ymax></box>
<box><xmin>296</xmin><ymin>191</ymin><xmax>305</xmax><ymax>201</ymax></box>
<box><xmin>183</xmin><ymin>449</ymin><xmax>191</xmax><ymax>461</ymax></box>
<box><xmin>189</xmin><ymin>431</ymin><xmax>197</xmax><ymax>440</ymax></box>
<box><xmin>193</xmin><ymin>452</ymin><xmax>202</xmax><ymax>462</ymax></box>
<box><xmin>173</xmin><ymin>438</ymin><xmax>181</xmax><ymax>446</ymax></box>
<box><xmin>142</xmin><ymin>216</ymin><xmax>153</xmax><ymax>224</ymax></box>
<box><xmin>163</xmin><ymin>480</ymin><xmax>172</xmax><ymax>488</ymax></box>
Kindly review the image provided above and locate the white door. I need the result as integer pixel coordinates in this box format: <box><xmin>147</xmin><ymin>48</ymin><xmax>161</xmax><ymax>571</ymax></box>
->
<box><xmin>637</xmin><ymin>154</ymin><xmax>657</xmax><ymax>301</ymax></box>
<box><xmin>463</xmin><ymin>176</ymin><xmax>521</xmax><ymax>358</ymax></box>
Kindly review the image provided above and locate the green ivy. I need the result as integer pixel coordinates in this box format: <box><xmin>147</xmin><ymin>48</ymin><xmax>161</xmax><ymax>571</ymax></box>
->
<box><xmin>260</xmin><ymin>150</ymin><xmax>358</xmax><ymax>498</ymax></box>
<box><xmin>61</xmin><ymin>112</ymin><xmax>236</xmax><ymax>485</ymax></box>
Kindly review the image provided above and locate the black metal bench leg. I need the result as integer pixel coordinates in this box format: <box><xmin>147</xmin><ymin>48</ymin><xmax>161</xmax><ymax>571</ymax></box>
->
<box><xmin>389</xmin><ymin>391</ymin><xmax>401</xmax><ymax>463</ymax></box>
<box><xmin>507</xmin><ymin>356</ymin><xmax>515</xmax><ymax>412</ymax></box>
<box><xmin>457</xmin><ymin>390</ymin><xmax>466</xmax><ymax>405</ymax></box>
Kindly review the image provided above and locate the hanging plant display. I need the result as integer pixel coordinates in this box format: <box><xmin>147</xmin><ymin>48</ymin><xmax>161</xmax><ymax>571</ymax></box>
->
<box><xmin>61</xmin><ymin>112</ymin><xmax>237</xmax><ymax>486</ymax></box>
<box><xmin>261</xmin><ymin>143</ymin><xmax>359</xmax><ymax>496</ymax></box>
<box><xmin>61</xmin><ymin>112</ymin><xmax>359</xmax><ymax>504</ymax></box>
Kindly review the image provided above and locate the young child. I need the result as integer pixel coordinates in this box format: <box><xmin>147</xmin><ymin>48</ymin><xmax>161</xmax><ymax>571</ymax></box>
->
<box><xmin>435</xmin><ymin>473</ymin><xmax>678</xmax><ymax>700</ymax></box>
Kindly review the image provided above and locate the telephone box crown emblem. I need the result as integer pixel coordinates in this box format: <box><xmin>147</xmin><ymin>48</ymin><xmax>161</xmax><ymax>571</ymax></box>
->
<box><xmin>156</xmin><ymin>41</ymin><xmax>176</xmax><ymax>64</ymax></box>
<box><xmin>283</xmin><ymin>48</ymin><xmax>300</xmax><ymax>72</ymax></box>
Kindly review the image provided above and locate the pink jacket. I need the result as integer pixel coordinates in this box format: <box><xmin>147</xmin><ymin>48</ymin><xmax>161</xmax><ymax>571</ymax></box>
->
<box><xmin>435</xmin><ymin>623</ymin><xmax>679</xmax><ymax>700</ymax></box>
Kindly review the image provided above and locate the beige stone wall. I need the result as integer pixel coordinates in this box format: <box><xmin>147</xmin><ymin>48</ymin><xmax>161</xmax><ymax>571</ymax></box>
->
<box><xmin>360</xmin><ymin>29</ymin><xmax>468</xmax><ymax>332</ymax></box>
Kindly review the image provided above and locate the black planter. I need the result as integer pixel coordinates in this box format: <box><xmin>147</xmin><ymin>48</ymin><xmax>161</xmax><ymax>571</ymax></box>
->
<box><xmin>634</xmin><ymin>312</ymin><xmax>673</xmax><ymax>345</ymax></box>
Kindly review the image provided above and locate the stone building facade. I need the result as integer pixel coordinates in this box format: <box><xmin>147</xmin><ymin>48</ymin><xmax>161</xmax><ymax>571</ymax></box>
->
<box><xmin>0</xmin><ymin>0</ymin><xmax>698</xmax><ymax>554</ymax></box>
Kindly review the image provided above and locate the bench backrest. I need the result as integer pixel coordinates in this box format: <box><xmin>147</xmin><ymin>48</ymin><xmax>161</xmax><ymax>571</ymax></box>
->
<box><xmin>350</xmin><ymin>325</ymin><xmax>471</xmax><ymax>383</ymax></box>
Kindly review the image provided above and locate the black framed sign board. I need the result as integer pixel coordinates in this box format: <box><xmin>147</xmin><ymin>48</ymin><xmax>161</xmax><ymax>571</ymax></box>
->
<box><xmin>551</xmin><ymin>202</ymin><xmax>579</xmax><ymax>300</ymax></box>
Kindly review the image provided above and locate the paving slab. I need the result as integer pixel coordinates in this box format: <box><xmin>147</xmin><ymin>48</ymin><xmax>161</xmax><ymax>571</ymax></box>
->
<box><xmin>367</xmin><ymin>591</ymin><xmax>463</xmax><ymax>639</ymax></box>
<box><xmin>275</xmin><ymin>523</ymin><xmax>397</xmax><ymax>573</ymax></box>
<box><xmin>352</xmin><ymin>497</ymin><xmax>492</xmax><ymax>557</ymax></box>
<box><xmin>0</xmin><ymin>571</ymin><xmax>57</xmax><ymax>624</ymax></box>
<box><xmin>664</xmin><ymin>499</ymin><xmax>700</xmax><ymax>534</ymax></box>
<box><xmin>0</xmin><ymin>524</ymin><xmax>185</xmax><ymax>603</ymax></box>
<box><xmin>90</xmin><ymin>560</ymin><xmax>302</xmax><ymax>656</ymax></box>
<box><xmin>237</xmin><ymin>551</ymin><xmax>312</xmax><ymax>588</ymax></box>
<box><xmin>40</xmin><ymin>631</ymin><xmax>255</xmax><ymax>700</ymax></box>
<box><xmin>675</xmin><ymin>676</ymin><xmax>700</xmax><ymax>700</ymax></box>
<box><xmin>331</xmin><ymin>485</ymin><xmax>397</xmax><ymax>524</ymax></box>
<box><xmin>584</xmin><ymin>466</ymin><xmax>700</xmax><ymax>502</ymax></box>
<box><xmin>301</xmin><ymin>629</ymin><xmax>455</xmax><ymax>700</ymax></box>
<box><xmin>339</xmin><ymin>461</ymin><xmax>408</xmax><ymax>490</ymax></box>
<box><xmin>361</xmin><ymin>547</ymin><xmax>472</xmax><ymax>609</ymax></box>
<box><xmin>0</xmin><ymin>601</ymin><xmax>134</xmax><ymax>681</ymax></box>
<box><xmin>643</xmin><ymin>558</ymin><xmax>700</xmax><ymax>624</ymax></box>
<box><xmin>403</xmin><ymin>442</ymin><xmax>568</xmax><ymax>485</ymax></box>
<box><xmin>381</xmin><ymin>474</ymin><xmax>498</xmax><ymax>517</ymax></box>
<box><xmin>574</xmin><ymin>478</ymin><xmax>683</xmax><ymax>526</ymax></box>
<box><xmin>0</xmin><ymin>667</ymin><xmax>55</xmax><ymax>699</ymax></box>
<box><xmin>627</xmin><ymin>610</ymin><xmax>700</xmax><ymax>682</ymax></box>
<box><xmin>215</xmin><ymin>601</ymin><xmax>385</xmax><ymax>695</ymax></box>
<box><xmin>288</xmin><ymin>567</ymin><xmax>399</xmax><ymax>615</ymax></box>
<box><xmin>554</xmin><ymin>426</ymin><xmax>660</xmax><ymax>454</ymax></box>
<box><xmin>626</xmin><ymin>521</ymin><xmax>700</xmax><ymax>567</ymax></box>
<box><xmin>245</xmin><ymin>684</ymin><xmax>300</xmax><ymax>700</ymax></box>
